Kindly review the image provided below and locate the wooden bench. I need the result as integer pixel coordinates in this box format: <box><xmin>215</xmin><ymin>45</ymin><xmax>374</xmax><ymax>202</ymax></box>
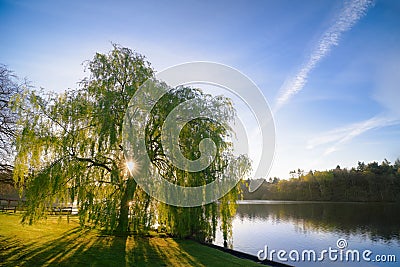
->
<box><xmin>49</xmin><ymin>206</ymin><xmax>73</xmax><ymax>215</ymax></box>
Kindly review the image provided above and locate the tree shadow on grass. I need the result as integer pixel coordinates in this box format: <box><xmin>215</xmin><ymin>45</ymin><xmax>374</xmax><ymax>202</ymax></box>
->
<box><xmin>1</xmin><ymin>227</ymin><xmax>252</xmax><ymax>266</ymax></box>
<box><xmin>139</xmin><ymin>237</ymin><xmax>205</xmax><ymax>267</ymax></box>
<box><xmin>125</xmin><ymin>235</ymin><xmax>166</xmax><ymax>266</ymax></box>
<box><xmin>159</xmin><ymin>239</ymin><xmax>263</xmax><ymax>267</ymax></box>
<box><xmin>1</xmin><ymin>228</ymin><xmax>80</xmax><ymax>266</ymax></box>
<box><xmin>1</xmin><ymin>228</ymin><xmax>199</xmax><ymax>266</ymax></box>
<box><xmin>1</xmin><ymin>228</ymin><xmax>89</xmax><ymax>266</ymax></box>
<box><xmin>0</xmin><ymin>227</ymin><xmax>128</xmax><ymax>266</ymax></box>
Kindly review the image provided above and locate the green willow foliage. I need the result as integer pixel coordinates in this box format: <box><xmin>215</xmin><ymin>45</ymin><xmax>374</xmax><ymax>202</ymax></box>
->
<box><xmin>145</xmin><ymin>86</ymin><xmax>250</xmax><ymax>241</ymax></box>
<box><xmin>13</xmin><ymin>45</ymin><xmax>250</xmax><ymax>243</ymax></box>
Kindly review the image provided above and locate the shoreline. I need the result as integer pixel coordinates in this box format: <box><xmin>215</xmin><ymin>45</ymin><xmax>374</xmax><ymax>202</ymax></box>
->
<box><xmin>238</xmin><ymin>199</ymin><xmax>400</xmax><ymax>204</ymax></box>
<box><xmin>201</xmin><ymin>242</ymin><xmax>294</xmax><ymax>267</ymax></box>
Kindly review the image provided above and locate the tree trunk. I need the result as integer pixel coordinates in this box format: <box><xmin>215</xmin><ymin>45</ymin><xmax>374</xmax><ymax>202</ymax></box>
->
<box><xmin>116</xmin><ymin>177</ymin><xmax>137</xmax><ymax>234</ymax></box>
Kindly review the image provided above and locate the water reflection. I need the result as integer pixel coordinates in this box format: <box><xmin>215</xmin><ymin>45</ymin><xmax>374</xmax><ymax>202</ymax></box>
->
<box><xmin>235</xmin><ymin>201</ymin><xmax>400</xmax><ymax>243</ymax></box>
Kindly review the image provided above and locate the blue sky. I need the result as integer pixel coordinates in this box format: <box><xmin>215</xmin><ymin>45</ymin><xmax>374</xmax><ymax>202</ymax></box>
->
<box><xmin>1</xmin><ymin>0</ymin><xmax>400</xmax><ymax>179</ymax></box>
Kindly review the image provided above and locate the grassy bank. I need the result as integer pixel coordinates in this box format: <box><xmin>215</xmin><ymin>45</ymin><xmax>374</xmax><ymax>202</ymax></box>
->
<box><xmin>0</xmin><ymin>213</ymin><xmax>265</xmax><ymax>266</ymax></box>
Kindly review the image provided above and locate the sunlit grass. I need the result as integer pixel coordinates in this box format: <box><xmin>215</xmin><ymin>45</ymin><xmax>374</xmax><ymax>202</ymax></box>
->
<box><xmin>0</xmin><ymin>213</ymin><xmax>266</xmax><ymax>266</ymax></box>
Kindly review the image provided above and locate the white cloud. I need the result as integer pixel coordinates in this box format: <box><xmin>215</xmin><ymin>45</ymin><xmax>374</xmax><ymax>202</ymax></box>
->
<box><xmin>274</xmin><ymin>0</ymin><xmax>374</xmax><ymax>112</ymax></box>
<box><xmin>307</xmin><ymin>115</ymin><xmax>400</xmax><ymax>155</ymax></box>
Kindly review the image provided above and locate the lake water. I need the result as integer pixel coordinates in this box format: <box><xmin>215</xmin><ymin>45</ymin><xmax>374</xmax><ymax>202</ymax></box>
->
<box><xmin>215</xmin><ymin>201</ymin><xmax>400</xmax><ymax>267</ymax></box>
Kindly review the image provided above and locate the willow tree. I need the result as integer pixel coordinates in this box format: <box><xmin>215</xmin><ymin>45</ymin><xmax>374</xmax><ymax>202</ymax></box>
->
<box><xmin>14</xmin><ymin>45</ymin><xmax>153</xmax><ymax>231</ymax></box>
<box><xmin>13</xmin><ymin>45</ymin><xmax>250</xmax><ymax>241</ymax></box>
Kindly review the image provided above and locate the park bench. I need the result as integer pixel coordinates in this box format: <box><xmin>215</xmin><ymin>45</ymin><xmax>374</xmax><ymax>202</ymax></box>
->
<box><xmin>49</xmin><ymin>206</ymin><xmax>73</xmax><ymax>215</ymax></box>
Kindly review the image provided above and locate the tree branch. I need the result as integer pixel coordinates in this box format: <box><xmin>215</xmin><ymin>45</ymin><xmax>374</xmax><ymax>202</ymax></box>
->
<box><xmin>74</xmin><ymin>156</ymin><xmax>113</xmax><ymax>173</ymax></box>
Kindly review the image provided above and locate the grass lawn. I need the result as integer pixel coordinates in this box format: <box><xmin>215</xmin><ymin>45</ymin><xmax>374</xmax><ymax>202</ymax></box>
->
<box><xmin>0</xmin><ymin>213</ymin><xmax>266</xmax><ymax>266</ymax></box>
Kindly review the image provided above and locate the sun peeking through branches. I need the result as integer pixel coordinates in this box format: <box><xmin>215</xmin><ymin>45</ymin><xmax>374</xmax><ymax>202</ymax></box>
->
<box><xmin>12</xmin><ymin>45</ymin><xmax>251</xmax><ymax>245</ymax></box>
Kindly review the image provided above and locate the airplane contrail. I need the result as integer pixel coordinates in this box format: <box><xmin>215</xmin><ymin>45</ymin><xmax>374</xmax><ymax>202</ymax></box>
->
<box><xmin>274</xmin><ymin>0</ymin><xmax>374</xmax><ymax>112</ymax></box>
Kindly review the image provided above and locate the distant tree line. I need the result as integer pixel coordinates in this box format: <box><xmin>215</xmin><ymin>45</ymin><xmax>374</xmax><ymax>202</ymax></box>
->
<box><xmin>243</xmin><ymin>159</ymin><xmax>400</xmax><ymax>202</ymax></box>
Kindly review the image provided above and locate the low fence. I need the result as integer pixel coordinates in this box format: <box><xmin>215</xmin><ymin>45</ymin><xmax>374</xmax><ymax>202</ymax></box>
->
<box><xmin>0</xmin><ymin>199</ymin><xmax>25</xmax><ymax>213</ymax></box>
<box><xmin>0</xmin><ymin>198</ymin><xmax>74</xmax><ymax>215</ymax></box>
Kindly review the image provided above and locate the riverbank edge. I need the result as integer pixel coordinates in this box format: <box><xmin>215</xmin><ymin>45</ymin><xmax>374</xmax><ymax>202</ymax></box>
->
<box><xmin>200</xmin><ymin>242</ymin><xmax>294</xmax><ymax>267</ymax></box>
<box><xmin>237</xmin><ymin>199</ymin><xmax>400</xmax><ymax>204</ymax></box>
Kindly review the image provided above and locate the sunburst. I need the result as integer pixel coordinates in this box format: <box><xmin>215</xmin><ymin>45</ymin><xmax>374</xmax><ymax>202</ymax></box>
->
<box><xmin>126</xmin><ymin>159</ymin><xmax>139</xmax><ymax>176</ymax></box>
